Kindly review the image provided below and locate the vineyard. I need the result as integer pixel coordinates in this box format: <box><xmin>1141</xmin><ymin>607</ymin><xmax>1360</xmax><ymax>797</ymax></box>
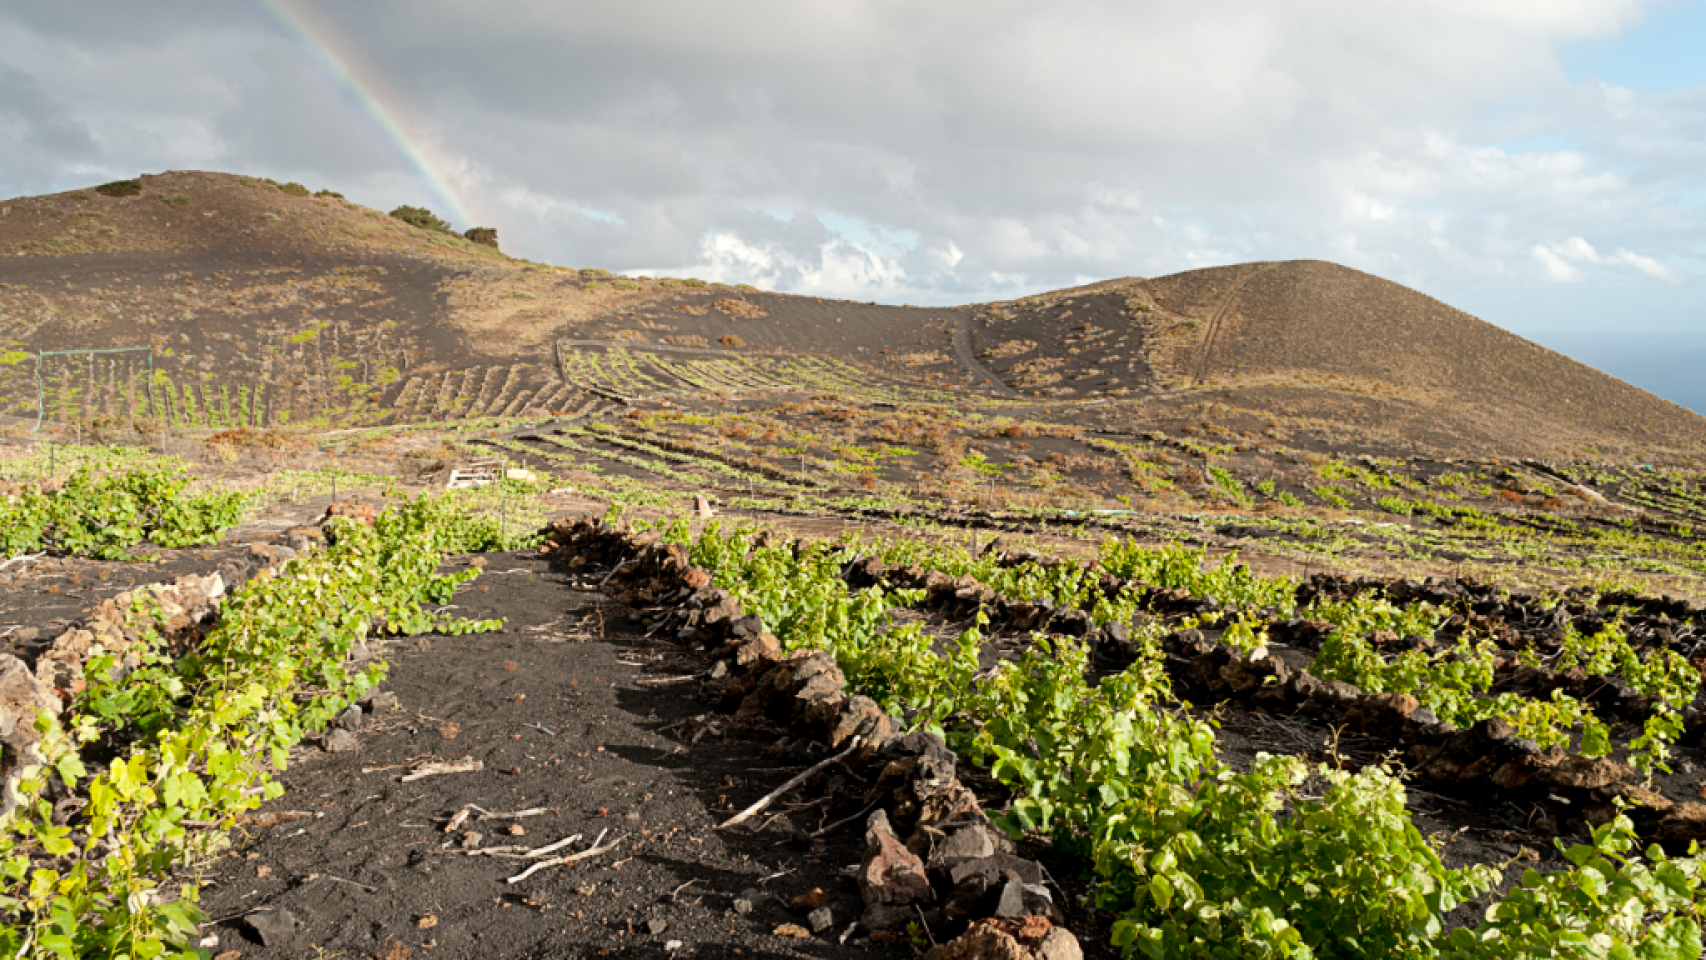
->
<box><xmin>557</xmin><ymin>342</ymin><xmax>980</xmax><ymax>406</ymax></box>
<box><xmin>8</xmin><ymin>174</ymin><xmax>1706</xmax><ymax>956</ymax></box>
<box><xmin>603</xmin><ymin>515</ymin><xmax>1706</xmax><ymax>958</ymax></box>
<box><xmin>3</xmin><ymin>428</ymin><xmax>1706</xmax><ymax>957</ymax></box>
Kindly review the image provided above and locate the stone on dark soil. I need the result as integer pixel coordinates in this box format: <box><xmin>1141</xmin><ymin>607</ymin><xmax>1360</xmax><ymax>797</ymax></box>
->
<box><xmin>829</xmin><ymin>695</ymin><xmax>891</xmax><ymax>749</ymax></box>
<box><xmin>361</xmin><ymin>689</ymin><xmax>398</xmax><ymax>714</ymax></box>
<box><xmin>243</xmin><ymin>907</ymin><xmax>298</xmax><ymax>946</ymax></box>
<box><xmin>1036</xmin><ymin>928</ymin><xmax>1083</xmax><ymax>960</ymax></box>
<box><xmin>923</xmin><ymin>923</ymin><xmax>1029</xmax><ymax>960</ymax></box>
<box><xmin>927</xmin><ymin>821</ymin><xmax>995</xmax><ymax>869</ymax></box>
<box><xmin>791</xmin><ymin>888</ymin><xmax>830</xmax><ymax>911</ymax></box>
<box><xmin>807</xmin><ymin>905</ymin><xmax>835</xmax><ymax>933</ymax></box>
<box><xmin>647</xmin><ymin>918</ymin><xmax>669</xmax><ymax>935</ymax></box>
<box><xmin>862</xmin><ymin>810</ymin><xmax>933</xmax><ymax>905</ymax></box>
<box><xmin>948</xmin><ymin>854</ymin><xmax>1046</xmax><ymax>888</ymax></box>
<box><xmin>1532</xmin><ymin>753</ymin><xmax>1627</xmax><ymax>790</ymax></box>
<box><xmin>336</xmin><ymin>704</ymin><xmax>364</xmax><ymax>730</ymax></box>
<box><xmin>323</xmin><ymin>728</ymin><xmax>359</xmax><ymax>753</ymax></box>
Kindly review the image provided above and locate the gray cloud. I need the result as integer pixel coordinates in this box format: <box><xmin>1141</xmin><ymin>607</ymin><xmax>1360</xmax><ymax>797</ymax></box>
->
<box><xmin>0</xmin><ymin>0</ymin><xmax>1699</xmax><ymax>330</ymax></box>
<box><xmin>0</xmin><ymin>64</ymin><xmax>99</xmax><ymax>191</ymax></box>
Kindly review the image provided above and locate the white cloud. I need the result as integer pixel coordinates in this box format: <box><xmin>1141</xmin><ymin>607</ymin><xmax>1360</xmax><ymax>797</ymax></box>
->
<box><xmin>1532</xmin><ymin>235</ymin><xmax>1681</xmax><ymax>283</ymax></box>
<box><xmin>1533</xmin><ymin>243</ymin><xmax>1588</xmax><ymax>283</ymax></box>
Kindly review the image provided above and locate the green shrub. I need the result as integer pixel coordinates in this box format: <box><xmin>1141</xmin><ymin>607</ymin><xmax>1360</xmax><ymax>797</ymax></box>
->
<box><xmin>94</xmin><ymin>179</ymin><xmax>142</xmax><ymax>198</ymax></box>
<box><xmin>464</xmin><ymin>226</ymin><xmax>499</xmax><ymax>249</ymax></box>
<box><xmin>163</xmin><ymin>192</ymin><xmax>191</xmax><ymax>207</ymax></box>
<box><xmin>579</xmin><ymin>267</ymin><xmax>612</xmax><ymax>279</ymax></box>
<box><xmin>276</xmin><ymin>182</ymin><xmax>310</xmax><ymax>198</ymax></box>
<box><xmin>0</xmin><ymin>469</ymin><xmax>246</xmax><ymax>560</ymax></box>
<box><xmin>389</xmin><ymin>205</ymin><xmax>454</xmax><ymax>234</ymax></box>
<box><xmin>315</xmin><ymin>189</ymin><xmax>344</xmax><ymax>200</ymax></box>
<box><xmin>1313</xmin><ymin>484</ymin><xmax>1352</xmax><ymax>508</ymax></box>
<box><xmin>1377</xmin><ymin>495</ymin><xmax>1415</xmax><ymax>516</ymax></box>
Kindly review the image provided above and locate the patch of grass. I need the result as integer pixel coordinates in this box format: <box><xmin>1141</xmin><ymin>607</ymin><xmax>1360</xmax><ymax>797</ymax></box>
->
<box><xmin>94</xmin><ymin>179</ymin><xmax>142</xmax><ymax>198</ymax></box>
<box><xmin>390</xmin><ymin>205</ymin><xmax>455</xmax><ymax>234</ymax></box>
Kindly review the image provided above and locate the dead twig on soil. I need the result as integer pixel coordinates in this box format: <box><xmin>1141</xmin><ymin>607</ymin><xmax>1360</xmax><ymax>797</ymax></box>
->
<box><xmin>445</xmin><ymin>804</ymin><xmax>551</xmax><ymax>832</ymax></box>
<box><xmin>718</xmin><ymin>736</ymin><xmax>862</xmax><ymax>830</ymax></box>
<box><xmin>634</xmin><ymin>675</ymin><xmax>698</xmax><ymax>686</ymax></box>
<box><xmin>465</xmin><ymin>832</ymin><xmax>584</xmax><ymax>859</ymax></box>
<box><xmin>0</xmin><ymin>552</ymin><xmax>45</xmax><ymax>574</ymax></box>
<box><xmin>401</xmin><ymin>757</ymin><xmax>484</xmax><ymax>782</ymax></box>
<box><xmin>810</xmin><ymin>799</ymin><xmax>881</xmax><ymax>838</ymax></box>
<box><xmin>506</xmin><ymin>829</ymin><xmax>622</xmax><ymax>884</ymax></box>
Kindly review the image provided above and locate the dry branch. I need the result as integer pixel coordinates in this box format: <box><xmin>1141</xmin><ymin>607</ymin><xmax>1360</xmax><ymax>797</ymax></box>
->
<box><xmin>717</xmin><ymin>736</ymin><xmax>861</xmax><ymax>830</ymax></box>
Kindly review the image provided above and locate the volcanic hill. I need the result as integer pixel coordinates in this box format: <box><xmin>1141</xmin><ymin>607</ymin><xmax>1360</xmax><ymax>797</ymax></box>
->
<box><xmin>1</xmin><ymin>172</ymin><xmax>1701</xmax><ymax>463</ymax></box>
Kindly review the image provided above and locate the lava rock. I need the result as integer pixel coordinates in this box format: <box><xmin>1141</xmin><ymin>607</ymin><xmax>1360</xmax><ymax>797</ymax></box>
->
<box><xmin>243</xmin><ymin>908</ymin><xmax>299</xmax><ymax>947</ymax></box>
<box><xmin>861</xmin><ymin>810</ymin><xmax>934</xmax><ymax>905</ymax></box>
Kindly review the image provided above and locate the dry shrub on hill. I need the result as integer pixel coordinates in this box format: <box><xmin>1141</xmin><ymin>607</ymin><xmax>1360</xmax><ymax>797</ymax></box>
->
<box><xmin>893</xmin><ymin>351</ymin><xmax>947</xmax><ymax>367</ymax></box>
<box><xmin>715</xmin><ymin>298</ymin><xmax>768</xmax><ymax>319</ymax></box>
<box><xmin>981</xmin><ymin>339</ymin><xmax>1037</xmax><ymax>360</ymax></box>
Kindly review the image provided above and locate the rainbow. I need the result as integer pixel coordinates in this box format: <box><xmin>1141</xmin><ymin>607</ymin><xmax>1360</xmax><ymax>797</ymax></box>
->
<box><xmin>246</xmin><ymin>0</ymin><xmax>479</xmax><ymax>228</ymax></box>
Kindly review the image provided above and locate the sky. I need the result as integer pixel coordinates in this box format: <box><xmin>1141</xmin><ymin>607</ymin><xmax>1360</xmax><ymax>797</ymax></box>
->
<box><xmin>1</xmin><ymin>0</ymin><xmax>1703</xmax><ymax>409</ymax></box>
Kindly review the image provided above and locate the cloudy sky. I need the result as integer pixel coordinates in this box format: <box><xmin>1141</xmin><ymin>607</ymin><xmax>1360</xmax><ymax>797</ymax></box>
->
<box><xmin>2</xmin><ymin>0</ymin><xmax>1703</xmax><ymax>408</ymax></box>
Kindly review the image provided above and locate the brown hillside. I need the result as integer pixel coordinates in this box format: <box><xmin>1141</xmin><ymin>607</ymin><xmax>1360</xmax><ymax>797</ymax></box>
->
<box><xmin>1154</xmin><ymin>261</ymin><xmax>1706</xmax><ymax>457</ymax></box>
<box><xmin>0</xmin><ymin>172</ymin><xmax>698</xmax><ymax>430</ymax></box>
<box><xmin>963</xmin><ymin>261</ymin><xmax>1706</xmax><ymax>461</ymax></box>
<box><xmin>0</xmin><ymin>170</ymin><xmax>504</xmax><ymax>263</ymax></box>
<box><xmin>1</xmin><ymin>172</ymin><xmax>1699</xmax><ymax>463</ymax></box>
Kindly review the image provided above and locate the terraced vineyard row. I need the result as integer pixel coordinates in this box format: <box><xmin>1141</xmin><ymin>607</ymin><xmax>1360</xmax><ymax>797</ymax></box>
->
<box><xmin>492</xmin><ymin>418</ymin><xmax>825</xmax><ymax>506</ymax></box>
<box><xmin>386</xmin><ymin>363</ymin><xmax>578</xmax><ymax>423</ymax></box>
<box><xmin>15</xmin><ymin>350</ymin><xmax>590</xmax><ymax>432</ymax></box>
<box><xmin>558</xmin><ymin>343</ymin><xmax>979</xmax><ymax>405</ymax></box>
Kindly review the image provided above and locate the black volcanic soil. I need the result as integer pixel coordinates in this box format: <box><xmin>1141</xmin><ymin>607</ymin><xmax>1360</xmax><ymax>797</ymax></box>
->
<box><xmin>191</xmin><ymin>550</ymin><xmax>924</xmax><ymax>960</ymax></box>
